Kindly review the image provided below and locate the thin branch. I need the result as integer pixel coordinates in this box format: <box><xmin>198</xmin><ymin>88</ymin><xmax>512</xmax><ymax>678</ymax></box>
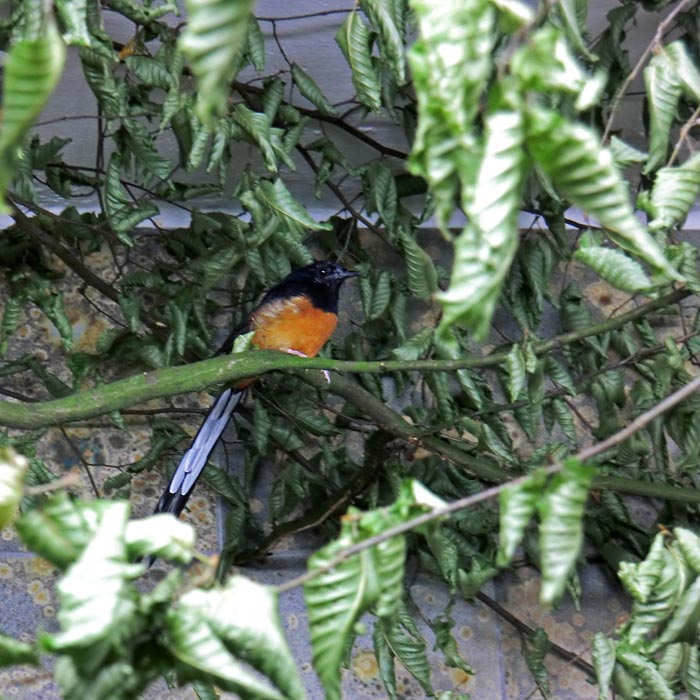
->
<box><xmin>256</xmin><ymin>9</ymin><xmax>352</xmax><ymax>22</ymax></box>
<box><xmin>475</xmin><ymin>591</ymin><xmax>596</xmax><ymax>677</ymax></box>
<box><xmin>276</xmin><ymin>372</ymin><xmax>700</xmax><ymax>594</ymax></box>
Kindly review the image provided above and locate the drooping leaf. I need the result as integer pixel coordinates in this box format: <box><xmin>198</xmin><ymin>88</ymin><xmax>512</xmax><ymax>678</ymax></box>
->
<box><xmin>291</xmin><ymin>64</ymin><xmax>338</xmax><ymax>116</ymax></box>
<box><xmin>591</xmin><ymin>633</ymin><xmax>616</xmax><ymax>700</ymax></box>
<box><xmin>408</xmin><ymin>0</ymin><xmax>495</xmax><ymax>228</ymax></box>
<box><xmin>438</xmin><ymin>109</ymin><xmax>526</xmax><ymax>339</ymax></box>
<box><xmin>360</xmin><ymin>0</ymin><xmax>406</xmax><ymax>85</ymax></box>
<box><xmin>179</xmin><ymin>0</ymin><xmax>255</xmax><ymax>123</ymax></box>
<box><xmin>399</xmin><ymin>229</ymin><xmax>438</xmax><ymax>300</ymax></box>
<box><xmin>526</xmin><ymin>105</ymin><xmax>678</xmax><ymax>280</ymax></box>
<box><xmin>55</xmin><ymin>0</ymin><xmax>91</xmax><ymax>45</ymax></box>
<box><xmin>538</xmin><ymin>458</ymin><xmax>595</xmax><ymax>604</ymax></box>
<box><xmin>104</xmin><ymin>155</ymin><xmax>158</xmax><ymax>243</ymax></box>
<box><xmin>647</xmin><ymin>153</ymin><xmax>700</xmax><ymax>233</ymax></box>
<box><xmin>523</xmin><ymin>627</ymin><xmax>550</xmax><ymax>697</ymax></box>
<box><xmin>506</xmin><ymin>344</ymin><xmax>526</xmax><ymax>402</ymax></box>
<box><xmin>643</xmin><ymin>52</ymin><xmax>683</xmax><ymax>174</ymax></box>
<box><xmin>0</xmin><ymin>16</ymin><xmax>66</xmax><ymax>212</ymax></box>
<box><xmin>166</xmin><ymin>577</ymin><xmax>304</xmax><ymax>700</ymax></box>
<box><xmin>336</xmin><ymin>11</ymin><xmax>382</xmax><ymax>112</ymax></box>
<box><xmin>42</xmin><ymin>502</ymin><xmax>139</xmax><ymax>660</ymax></box>
<box><xmin>574</xmin><ymin>245</ymin><xmax>653</xmax><ymax>292</ymax></box>
<box><xmin>609</xmin><ymin>136</ymin><xmax>648</xmax><ymax>170</ymax></box>
<box><xmin>375</xmin><ymin>618</ymin><xmax>433</xmax><ymax>695</ymax></box>
<box><xmin>254</xmin><ymin>179</ymin><xmax>332</xmax><ymax>234</ymax></box>
<box><xmin>497</xmin><ymin>469</ymin><xmax>547</xmax><ymax>567</ymax></box>
<box><xmin>15</xmin><ymin>493</ymin><xmax>101</xmax><ymax>569</ymax></box>
<box><xmin>617</xmin><ymin>649</ymin><xmax>675</xmax><ymax>700</ymax></box>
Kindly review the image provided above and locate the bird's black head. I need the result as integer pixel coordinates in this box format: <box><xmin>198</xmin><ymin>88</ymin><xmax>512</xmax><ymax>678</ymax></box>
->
<box><xmin>263</xmin><ymin>260</ymin><xmax>359</xmax><ymax>313</ymax></box>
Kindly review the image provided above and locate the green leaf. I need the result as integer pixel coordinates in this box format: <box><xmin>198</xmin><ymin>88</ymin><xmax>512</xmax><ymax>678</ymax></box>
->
<box><xmin>16</xmin><ymin>494</ymin><xmax>106</xmax><ymax>570</ymax></box>
<box><xmin>291</xmin><ymin>64</ymin><xmax>338</xmax><ymax>116</ymax></box>
<box><xmin>497</xmin><ymin>469</ymin><xmax>547</xmax><ymax>567</ymax></box>
<box><xmin>526</xmin><ymin>105</ymin><xmax>678</xmax><ymax>280</ymax></box>
<box><xmin>55</xmin><ymin>0</ymin><xmax>91</xmax><ymax>46</ymax></box>
<box><xmin>0</xmin><ymin>446</ymin><xmax>28</xmax><ymax>529</ymax></box>
<box><xmin>408</xmin><ymin>0</ymin><xmax>495</xmax><ymax>228</ymax></box>
<box><xmin>438</xmin><ymin>109</ymin><xmax>525</xmax><ymax>339</ymax></box>
<box><xmin>511</xmin><ymin>25</ymin><xmax>590</xmax><ymax>99</ymax></box>
<box><xmin>431</xmin><ymin>613</ymin><xmax>474</xmax><ymax>676</ymax></box>
<box><xmin>124</xmin><ymin>56</ymin><xmax>175</xmax><ymax>89</ymax></box>
<box><xmin>335</xmin><ymin>11</ymin><xmax>382</xmax><ymax>112</ymax></box>
<box><xmin>231</xmin><ymin>105</ymin><xmax>279</xmax><ymax>173</ymax></box>
<box><xmin>663</xmin><ymin>41</ymin><xmax>700</xmax><ymax>102</ymax></box>
<box><xmin>618</xmin><ymin>532</ymin><xmax>667</xmax><ymax>603</ymax></box>
<box><xmin>685</xmin><ymin>645</ymin><xmax>700</xmax><ymax>700</ymax></box>
<box><xmin>506</xmin><ymin>344</ymin><xmax>526</xmax><ymax>402</ymax></box>
<box><xmin>643</xmin><ymin>52</ymin><xmax>682</xmax><ymax>174</ymax></box>
<box><xmin>491</xmin><ymin>0</ymin><xmax>534</xmax><ymax>28</ymax></box>
<box><xmin>628</xmin><ymin>545</ymin><xmax>687</xmax><ymax>645</ymax></box>
<box><xmin>651</xmin><ymin>575</ymin><xmax>700</xmax><ymax>650</ymax></box>
<box><xmin>538</xmin><ymin>458</ymin><xmax>595</xmax><ymax>604</ymax></box>
<box><xmin>369</xmin><ymin>271</ymin><xmax>392</xmax><ymax>320</ymax></box>
<box><xmin>591</xmin><ymin>633</ymin><xmax>616</xmax><ymax>700</ymax></box>
<box><xmin>124</xmin><ymin>514</ymin><xmax>195</xmax><ymax>564</ymax></box>
<box><xmin>392</xmin><ymin>328</ymin><xmax>433</xmax><ymax>361</ymax></box>
<box><xmin>617</xmin><ymin>649</ymin><xmax>675</xmax><ymax>700</ymax></box>
<box><xmin>254</xmin><ymin>179</ymin><xmax>332</xmax><ymax>234</ymax></box>
<box><xmin>574</xmin><ymin>245</ymin><xmax>653</xmax><ymax>292</ymax></box>
<box><xmin>373</xmin><ymin>623</ymin><xmax>398</xmax><ymax>700</ymax></box>
<box><xmin>166</xmin><ymin>577</ymin><xmax>304</xmax><ymax>700</ymax></box>
<box><xmin>675</xmin><ymin>527</ymin><xmax>700</xmax><ymax>574</ymax></box>
<box><xmin>375</xmin><ymin>618</ymin><xmax>433</xmax><ymax>695</ymax></box>
<box><xmin>523</xmin><ymin>627</ymin><xmax>550</xmax><ymax>697</ymax></box>
<box><xmin>104</xmin><ymin>155</ymin><xmax>158</xmax><ymax>242</ymax></box>
<box><xmin>0</xmin><ymin>17</ymin><xmax>66</xmax><ymax>212</ymax></box>
<box><xmin>180</xmin><ymin>0</ymin><xmax>255</xmax><ymax>123</ymax></box>
<box><xmin>0</xmin><ymin>632</ymin><xmax>38</xmax><ymax>667</ymax></box>
<box><xmin>399</xmin><ymin>229</ymin><xmax>438</xmax><ymax>300</ymax></box>
<box><xmin>246</xmin><ymin>17</ymin><xmax>265</xmax><ymax>72</ymax></box>
<box><xmin>609</xmin><ymin>136</ymin><xmax>648</xmax><ymax>170</ymax></box>
<box><xmin>647</xmin><ymin>153</ymin><xmax>700</xmax><ymax>232</ymax></box>
<box><xmin>43</xmin><ymin>502</ymin><xmax>139</xmax><ymax>658</ymax></box>
<box><xmin>304</xmin><ymin>484</ymin><xmax>422</xmax><ymax>700</ymax></box>
<box><xmin>360</xmin><ymin>0</ymin><xmax>405</xmax><ymax>85</ymax></box>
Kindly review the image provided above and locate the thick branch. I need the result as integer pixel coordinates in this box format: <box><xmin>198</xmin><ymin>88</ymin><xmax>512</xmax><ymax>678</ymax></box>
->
<box><xmin>0</xmin><ymin>288</ymin><xmax>689</xmax><ymax>430</ymax></box>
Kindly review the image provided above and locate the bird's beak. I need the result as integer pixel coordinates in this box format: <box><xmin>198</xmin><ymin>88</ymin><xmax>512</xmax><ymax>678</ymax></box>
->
<box><xmin>334</xmin><ymin>267</ymin><xmax>360</xmax><ymax>281</ymax></box>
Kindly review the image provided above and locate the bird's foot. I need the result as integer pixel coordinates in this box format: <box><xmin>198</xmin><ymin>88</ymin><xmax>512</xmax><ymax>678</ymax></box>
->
<box><xmin>284</xmin><ymin>348</ymin><xmax>331</xmax><ymax>383</ymax></box>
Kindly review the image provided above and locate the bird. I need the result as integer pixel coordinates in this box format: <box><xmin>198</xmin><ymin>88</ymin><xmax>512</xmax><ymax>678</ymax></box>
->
<box><xmin>154</xmin><ymin>259</ymin><xmax>359</xmax><ymax>520</ymax></box>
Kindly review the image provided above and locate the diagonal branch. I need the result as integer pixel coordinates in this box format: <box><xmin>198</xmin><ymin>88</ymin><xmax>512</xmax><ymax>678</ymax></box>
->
<box><xmin>276</xmin><ymin>372</ymin><xmax>700</xmax><ymax>594</ymax></box>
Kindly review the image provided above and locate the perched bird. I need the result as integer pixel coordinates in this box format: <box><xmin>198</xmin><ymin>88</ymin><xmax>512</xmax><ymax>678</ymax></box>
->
<box><xmin>154</xmin><ymin>259</ymin><xmax>358</xmax><ymax>519</ymax></box>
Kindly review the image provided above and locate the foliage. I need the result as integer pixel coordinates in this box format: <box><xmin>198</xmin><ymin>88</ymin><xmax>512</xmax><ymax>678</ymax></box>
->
<box><xmin>2</xmin><ymin>0</ymin><xmax>700</xmax><ymax>698</ymax></box>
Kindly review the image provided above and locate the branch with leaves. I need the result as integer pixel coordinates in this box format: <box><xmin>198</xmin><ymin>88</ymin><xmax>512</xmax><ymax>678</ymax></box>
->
<box><xmin>4</xmin><ymin>0</ymin><xmax>700</xmax><ymax>698</ymax></box>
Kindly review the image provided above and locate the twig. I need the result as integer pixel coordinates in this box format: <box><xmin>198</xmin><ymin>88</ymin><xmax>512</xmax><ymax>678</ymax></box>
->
<box><xmin>275</xmin><ymin>372</ymin><xmax>700</xmax><ymax>594</ymax></box>
<box><xmin>667</xmin><ymin>103</ymin><xmax>700</xmax><ymax>166</ymax></box>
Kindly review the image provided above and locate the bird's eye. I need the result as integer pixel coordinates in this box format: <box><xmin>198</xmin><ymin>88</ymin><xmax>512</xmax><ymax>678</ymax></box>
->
<box><xmin>319</xmin><ymin>267</ymin><xmax>328</xmax><ymax>275</ymax></box>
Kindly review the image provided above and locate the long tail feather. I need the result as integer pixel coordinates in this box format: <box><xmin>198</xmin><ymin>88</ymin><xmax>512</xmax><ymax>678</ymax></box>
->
<box><xmin>155</xmin><ymin>388</ymin><xmax>243</xmax><ymax>518</ymax></box>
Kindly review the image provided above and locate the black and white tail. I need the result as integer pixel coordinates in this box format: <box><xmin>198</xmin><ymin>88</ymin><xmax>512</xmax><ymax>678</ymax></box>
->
<box><xmin>155</xmin><ymin>387</ymin><xmax>243</xmax><ymax>518</ymax></box>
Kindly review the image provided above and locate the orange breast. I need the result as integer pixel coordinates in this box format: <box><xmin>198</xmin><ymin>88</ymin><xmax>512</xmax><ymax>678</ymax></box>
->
<box><xmin>251</xmin><ymin>295</ymin><xmax>338</xmax><ymax>357</ymax></box>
